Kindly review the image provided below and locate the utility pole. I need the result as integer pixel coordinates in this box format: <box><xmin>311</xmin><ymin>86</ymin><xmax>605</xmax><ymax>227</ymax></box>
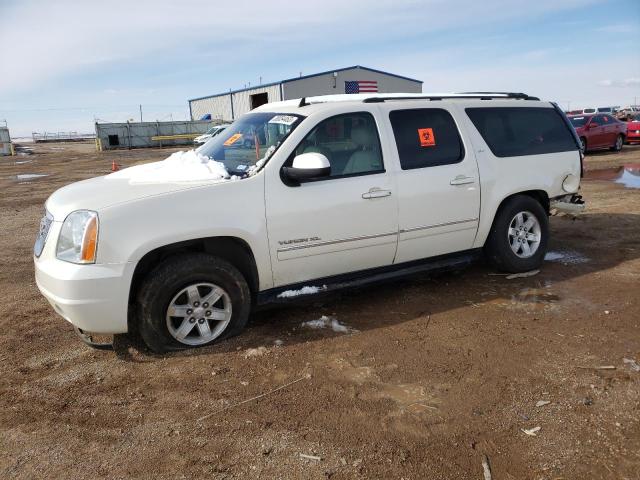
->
<box><xmin>139</xmin><ymin>104</ymin><xmax>143</xmax><ymax>122</ymax></box>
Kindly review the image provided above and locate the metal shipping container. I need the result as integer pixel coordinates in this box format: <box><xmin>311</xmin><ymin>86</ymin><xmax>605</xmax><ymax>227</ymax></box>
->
<box><xmin>95</xmin><ymin>120</ymin><xmax>216</xmax><ymax>150</ymax></box>
<box><xmin>0</xmin><ymin>127</ymin><xmax>13</xmax><ymax>156</ymax></box>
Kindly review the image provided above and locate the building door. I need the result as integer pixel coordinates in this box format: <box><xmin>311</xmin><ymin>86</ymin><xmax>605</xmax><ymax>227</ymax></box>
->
<box><xmin>250</xmin><ymin>93</ymin><xmax>269</xmax><ymax>110</ymax></box>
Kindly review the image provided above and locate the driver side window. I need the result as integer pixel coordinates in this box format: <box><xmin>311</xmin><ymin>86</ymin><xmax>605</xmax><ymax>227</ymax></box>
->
<box><xmin>294</xmin><ymin>112</ymin><xmax>384</xmax><ymax>178</ymax></box>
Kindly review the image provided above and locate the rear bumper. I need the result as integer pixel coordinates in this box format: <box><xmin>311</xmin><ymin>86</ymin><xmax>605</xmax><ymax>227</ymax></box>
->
<box><xmin>626</xmin><ymin>131</ymin><xmax>640</xmax><ymax>142</ymax></box>
<box><xmin>35</xmin><ymin>257</ymin><xmax>132</xmax><ymax>334</ymax></box>
<box><xmin>550</xmin><ymin>194</ymin><xmax>585</xmax><ymax>215</ymax></box>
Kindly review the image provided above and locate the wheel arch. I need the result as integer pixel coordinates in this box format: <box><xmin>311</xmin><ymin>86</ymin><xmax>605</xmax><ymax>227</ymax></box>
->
<box><xmin>128</xmin><ymin>236</ymin><xmax>260</xmax><ymax>310</ymax></box>
<box><xmin>479</xmin><ymin>189</ymin><xmax>550</xmax><ymax>247</ymax></box>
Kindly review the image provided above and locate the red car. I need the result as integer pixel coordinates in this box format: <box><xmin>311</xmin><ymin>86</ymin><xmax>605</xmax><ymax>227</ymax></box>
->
<box><xmin>626</xmin><ymin>114</ymin><xmax>640</xmax><ymax>144</ymax></box>
<box><xmin>568</xmin><ymin>114</ymin><xmax>627</xmax><ymax>152</ymax></box>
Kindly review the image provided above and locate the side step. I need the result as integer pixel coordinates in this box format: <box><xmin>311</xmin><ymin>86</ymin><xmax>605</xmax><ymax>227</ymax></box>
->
<box><xmin>257</xmin><ymin>249</ymin><xmax>481</xmax><ymax>306</ymax></box>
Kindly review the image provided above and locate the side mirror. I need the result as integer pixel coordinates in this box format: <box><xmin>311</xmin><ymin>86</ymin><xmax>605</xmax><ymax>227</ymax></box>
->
<box><xmin>282</xmin><ymin>152</ymin><xmax>331</xmax><ymax>182</ymax></box>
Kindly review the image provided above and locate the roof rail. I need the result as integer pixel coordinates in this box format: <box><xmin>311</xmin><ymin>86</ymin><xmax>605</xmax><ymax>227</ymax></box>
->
<box><xmin>362</xmin><ymin>92</ymin><xmax>539</xmax><ymax>103</ymax></box>
<box><xmin>459</xmin><ymin>91</ymin><xmax>540</xmax><ymax>100</ymax></box>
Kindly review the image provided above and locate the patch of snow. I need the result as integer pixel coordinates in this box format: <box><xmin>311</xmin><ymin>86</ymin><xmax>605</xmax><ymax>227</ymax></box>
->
<box><xmin>277</xmin><ymin>285</ymin><xmax>326</xmax><ymax>298</ymax></box>
<box><xmin>15</xmin><ymin>173</ymin><xmax>48</xmax><ymax>180</ymax></box>
<box><xmin>107</xmin><ymin>150</ymin><xmax>231</xmax><ymax>184</ymax></box>
<box><xmin>301</xmin><ymin>315</ymin><xmax>356</xmax><ymax>333</ymax></box>
<box><xmin>623</xmin><ymin>358</ymin><xmax>640</xmax><ymax>372</ymax></box>
<box><xmin>243</xmin><ymin>346</ymin><xmax>267</xmax><ymax>358</ymax></box>
<box><xmin>615</xmin><ymin>169</ymin><xmax>640</xmax><ymax>189</ymax></box>
<box><xmin>544</xmin><ymin>250</ymin><xmax>589</xmax><ymax>264</ymax></box>
<box><xmin>248</xmin><ymin>145</ymin><xmax>276</xmax><ymax>176</ymax></box>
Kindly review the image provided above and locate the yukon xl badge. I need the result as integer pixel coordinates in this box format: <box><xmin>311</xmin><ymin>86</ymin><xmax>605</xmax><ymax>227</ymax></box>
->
<box><xmin>278</xmin><ymin>237</ymin><xmax>321</xmax><ymax>246</ymax></box>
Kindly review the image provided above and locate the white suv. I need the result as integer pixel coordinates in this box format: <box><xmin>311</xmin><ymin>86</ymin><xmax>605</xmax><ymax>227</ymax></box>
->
<box><xmin>34</xmin><ymin>92</ymin><xmax>584</xmax><ymax>352</ymax></box>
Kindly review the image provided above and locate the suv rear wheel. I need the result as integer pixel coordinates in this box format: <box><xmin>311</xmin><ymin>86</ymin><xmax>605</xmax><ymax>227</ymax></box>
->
<box><xmin>485</xmin><ymin>195</ymin><xmax>548</xmax><ymax>273</ymax></box>
<box><xmin>137</xmin><ymin>253</ymin><xmax>251</xmax><ymax>353</ymax></box>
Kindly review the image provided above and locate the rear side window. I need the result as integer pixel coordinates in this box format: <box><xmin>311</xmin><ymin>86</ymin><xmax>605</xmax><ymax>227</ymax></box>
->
<box><xmin>389</xmin><ymin>108</ymin><xmax>464</xmax><ymax>170</ymax></box>
<box><xmin>466</xmin><ymin>107</ymin><xmax>577</xmax><ymax>157</ymax></box>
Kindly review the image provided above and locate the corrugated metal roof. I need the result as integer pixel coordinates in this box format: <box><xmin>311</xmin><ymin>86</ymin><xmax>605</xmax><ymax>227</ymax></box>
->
<box><xmin>188</xmin><ymin>65</ymin><xmax>423</xmax><ymax>102</ymax></box>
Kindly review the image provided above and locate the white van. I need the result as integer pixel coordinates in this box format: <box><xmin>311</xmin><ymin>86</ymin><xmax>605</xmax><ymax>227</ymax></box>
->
<box><xmin>34</xmin><ymin>92</ymin><xmax>584</xmax><ymax>352</ymax></box>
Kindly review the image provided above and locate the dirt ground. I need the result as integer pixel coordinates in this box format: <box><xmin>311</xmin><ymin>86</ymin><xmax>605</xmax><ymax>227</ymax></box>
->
<box><xmin>1</xmin><ymin>141</ymin><xmax>639</xmax><ymax>479</ymax></box>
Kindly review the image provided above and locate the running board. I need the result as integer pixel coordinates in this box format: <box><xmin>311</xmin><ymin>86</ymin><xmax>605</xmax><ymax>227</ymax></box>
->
<box><xmin>257</xmin><ymin>249</ymin><xmax>481</xmax><ymax>306</ymax></box>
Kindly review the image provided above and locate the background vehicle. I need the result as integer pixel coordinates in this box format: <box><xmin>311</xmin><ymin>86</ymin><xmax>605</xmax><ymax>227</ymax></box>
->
<box><xmin>568</xmin><ymin>114</ymin><xmax>627</xmax><ymax>152</ymax></box>
<box><xmin>626</xmin><ymin>114</ymin><xmax>640</xmax><ymax>144</ymax></box>
<box><xmin>193</xmin><ymin>124</ymin><xmax>230</xmax><ymax>145</ymax></box>
<box><xmin>35</xmin><ymin>93</ymin><xmax>582</xmax><ymax>353</ymax></box>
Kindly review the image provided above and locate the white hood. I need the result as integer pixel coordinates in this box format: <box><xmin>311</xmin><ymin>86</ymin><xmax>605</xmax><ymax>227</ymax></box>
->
<box><xmin>46</xmin><ymin>150</ymin><xmax>235</xmax><ymax>219</ymax></box>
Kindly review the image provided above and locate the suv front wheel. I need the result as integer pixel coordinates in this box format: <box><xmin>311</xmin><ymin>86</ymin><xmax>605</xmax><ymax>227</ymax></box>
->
<box><xmin>137</xmin><ymin>253</ymin><xmax>251</xmax><ymax>353</ymax></box>
<box><xmin>485</xmin><ymin>195</ymin><xmax>549</xmax><ymax>273</ymax></box>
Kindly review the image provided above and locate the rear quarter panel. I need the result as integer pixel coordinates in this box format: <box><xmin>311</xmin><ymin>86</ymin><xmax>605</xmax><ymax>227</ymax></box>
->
<box><xmin>456</xmin><ymin>101</ymin><xmax>582</xmax><ymax>248</ymax></box>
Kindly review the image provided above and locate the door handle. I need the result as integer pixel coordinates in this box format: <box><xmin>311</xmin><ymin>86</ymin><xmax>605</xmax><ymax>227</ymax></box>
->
<box><xmin>362</xmin><ymin>188</ymin><xmax>392</xmax><ymax>199</ymax></box>
<box><xmin>450</xmin><ymin>175</ymin><xmax>475</xmax><ymax>186</ymax></box>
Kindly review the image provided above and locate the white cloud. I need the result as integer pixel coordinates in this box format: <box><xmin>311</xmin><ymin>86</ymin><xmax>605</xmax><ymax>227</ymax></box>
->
<box><xmin>0</xmin><ymin>0</ymin><xmax>598</xmax><ymax>93</ymax></box>
<box><xmin>597</xmin><ymin>78</ymin><xmax>640</xmax><ymax>88</ymax></box>
<box><xmin>596</xmin><ymin>23</ymin><xmax>638</xmax><ymax>34</ymax></box>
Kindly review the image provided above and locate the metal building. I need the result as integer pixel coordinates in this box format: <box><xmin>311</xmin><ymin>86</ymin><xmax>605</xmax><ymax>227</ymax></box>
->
<box><xmin>0</xmin><ymin>127</ymin><xmax>14</xmax><ymax>156</ymax></box>
<box><xmin>94</xmin><ymin>119</ymin><xmax>216</xmax><ymax>150</ymax></box>
<box><xmin>189</xmin><ymin>65</ymin><xmax>423</xmax><ymax>121</ymax></box>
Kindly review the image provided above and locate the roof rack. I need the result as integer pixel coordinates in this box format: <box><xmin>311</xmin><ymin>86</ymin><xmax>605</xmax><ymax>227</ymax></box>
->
<box><xmin>362</xmin><ymin>92</ymin><xmax>539</xmax><ymax>103</ymax></box>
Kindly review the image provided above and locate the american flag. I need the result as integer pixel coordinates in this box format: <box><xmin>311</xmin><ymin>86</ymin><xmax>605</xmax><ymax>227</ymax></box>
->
<box><xmin>345</xmin><ymin>80</ymin><xmax>378</xmax><ymax>94</ymax></box>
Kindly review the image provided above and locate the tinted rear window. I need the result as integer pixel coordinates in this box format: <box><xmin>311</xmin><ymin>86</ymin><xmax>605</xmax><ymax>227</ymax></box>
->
<box><xmin>465</xmin><ymin>107</ymin><xmax>577</xmax><ymax>157</ymax></box>
<box><xmin>389</xmin><ymin>108</ymin><xmax>464</xmax><ymax>170</ymax></box>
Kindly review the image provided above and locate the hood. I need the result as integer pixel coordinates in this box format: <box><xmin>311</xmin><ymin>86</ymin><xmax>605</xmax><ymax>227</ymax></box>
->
<box><xmin>46</xmin><ymin>150</ymin><xmax>236</xmax><ymax>219</ymax></box>
<box><xmin>628</xmin><ymin>121</ymin><xmax>640</xmax><ymax>128</ymax></box>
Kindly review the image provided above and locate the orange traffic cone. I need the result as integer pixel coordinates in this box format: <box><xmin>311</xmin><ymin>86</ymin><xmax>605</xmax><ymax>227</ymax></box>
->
<box><xmin>111</xmin><ymin>159</ymin><xmax>119</xmax><ymax>172</ymax></box>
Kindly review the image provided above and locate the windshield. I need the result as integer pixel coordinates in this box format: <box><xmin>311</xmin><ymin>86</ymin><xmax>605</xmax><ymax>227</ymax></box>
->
<box><xmin>583</xmin><ymin>108</ymin><xmax>596</xmax><ymax>114</ymax></box>
<box><xmin>634</xmin><ymin>114</ymin><xmax>640</xmax><ymax>122</ymax></box>
<box><xmin>569</xmin><ymin>116</ymin><xmax>589</xmax><ymax>127</ymax></box>
<box><xmin>197</xmin><ymin>112</ymin><xmax>303</xmax><ymax>176</ymax></box>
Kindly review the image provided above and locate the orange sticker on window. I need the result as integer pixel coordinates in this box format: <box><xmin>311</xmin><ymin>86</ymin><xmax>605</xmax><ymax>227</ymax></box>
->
<box><xmin>418</xmin><ymin>128</ymin><xmax>435</xmax><ymax>147</ymax></box>
<box><xmin>224</xmin><ymin>133</ymin><xmax>243</xmax><ymax>146</ymax></box>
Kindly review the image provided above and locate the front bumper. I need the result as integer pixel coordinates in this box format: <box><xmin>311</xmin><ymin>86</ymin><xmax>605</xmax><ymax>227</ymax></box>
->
<box><xmin>35</xmin><ymin>255</ymin><xmax>132</xmax><ymax>334</ymax></box>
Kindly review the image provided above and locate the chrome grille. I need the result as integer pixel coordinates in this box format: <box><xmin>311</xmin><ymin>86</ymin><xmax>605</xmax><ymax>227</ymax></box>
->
<box><xmin>34</xmin><ymin>211</ymin><xmax>53</xmax><ymax>258</ymax></box>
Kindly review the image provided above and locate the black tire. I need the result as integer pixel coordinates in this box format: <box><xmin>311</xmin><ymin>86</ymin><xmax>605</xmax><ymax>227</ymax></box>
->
<box><xmin>611</xmin><ymin>134</ymin><xmax>624</xmax><ymax>151</ymax></box>
<box><xmin>137</xmin><ymin>253</ymin><xmax>251</xmax><ymax>353</ymax></box>
<box><xmin>579</xmin><ymin>137</ymin><xmax>587</xmax><ymax>153</ymax></box>
<box><xmin>484</xmin><ymin>195</ymin><xmax>549</xmax><ymax>273</ymax></box>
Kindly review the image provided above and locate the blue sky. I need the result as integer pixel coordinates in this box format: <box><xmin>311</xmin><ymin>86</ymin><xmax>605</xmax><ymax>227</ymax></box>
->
<box><xmin>0</xmin><ymin>0</ymin><xmax>638</xmax><ymax>137</ymax></box>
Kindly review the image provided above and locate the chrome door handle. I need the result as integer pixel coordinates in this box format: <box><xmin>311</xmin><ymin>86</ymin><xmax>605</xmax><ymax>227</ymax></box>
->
<box><xmin>362</xmin><ymin>188</ymin><xmax>392</xmax><ymax>199</ymax></box>
<box><xmin>450</xmin><ymin>175</ymin><xmax>475</xmax><ymax>186</ymax></box>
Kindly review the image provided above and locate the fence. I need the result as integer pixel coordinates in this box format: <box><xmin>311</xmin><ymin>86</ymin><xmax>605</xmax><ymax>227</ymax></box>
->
<box><xmin>32</xmin><ymin>131</ymin><xmax>95</xmax><ymax>143</ymax></box>
<box><xmin>95</xmin><ymin>120</ymin><xmax>216</xmax><ymax>150</ymax></box>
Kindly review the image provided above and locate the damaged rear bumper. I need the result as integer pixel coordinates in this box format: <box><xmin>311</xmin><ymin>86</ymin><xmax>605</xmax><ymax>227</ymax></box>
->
<box><xmin>550</xmin><ymin>194</ymin><xmax>585</xmax><ymax>215</ymax></box>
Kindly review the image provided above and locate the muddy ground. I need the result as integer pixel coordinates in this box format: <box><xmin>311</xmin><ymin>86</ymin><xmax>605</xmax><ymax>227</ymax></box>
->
<box><xmin>1</xmin><ymin>141</ymin><xmax>639</xmax><ymax>479</ymax></box>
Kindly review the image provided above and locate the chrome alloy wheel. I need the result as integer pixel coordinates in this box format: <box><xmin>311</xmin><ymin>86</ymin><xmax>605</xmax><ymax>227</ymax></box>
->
<box><xmin>615</xmin><ymin>135</ymin><xmax>623</xmax><ymax>150</ymax></box>
<box><xmin>165</xmin><ymin>283</ymin><xmax>232</xmax><ymax>346</ymax></box>
<box><xmin>507</xmin><ymin>211</ymin><xmax>542</xmax><ymax>259</ymax></box>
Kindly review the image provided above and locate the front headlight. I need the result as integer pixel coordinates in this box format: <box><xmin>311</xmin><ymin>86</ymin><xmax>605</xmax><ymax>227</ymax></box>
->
<box><xmin>56</xmin><ymin>210</ymin><xmax>99</xmax><ymax>264</ymax></box>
